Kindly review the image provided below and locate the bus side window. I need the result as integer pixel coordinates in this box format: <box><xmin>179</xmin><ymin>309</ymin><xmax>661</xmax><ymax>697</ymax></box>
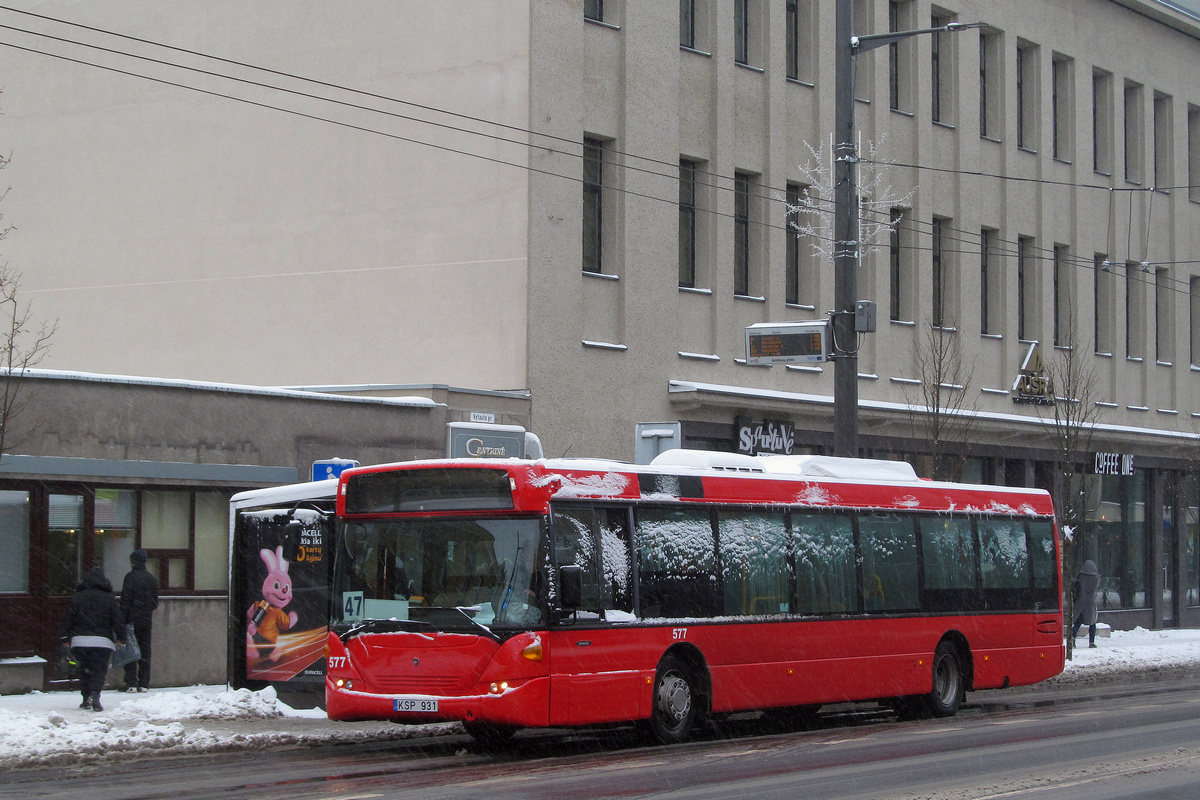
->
<box><xmin>858</xmin><ymin>513</ymin><xmax>919</xmax><ymax>612</ymax></box>
<box><xmin>718</xmin><ymin>511</ymin><xmax>788</xmax><ymax>615</ymax></box>
<box><xmin>596</xmin><ymin>507</ymin><xmax>634</xmax><ymax>616</ymax></box>
<box><xmin>979</xmin><ymin>519</ymin><xmax>1030</xmax><ymax>590</ymax></box>
<box><xmin>793</xmin><ymin>512</ymin><xmax>856</xmax><ymax>614</ymax></box>
<box><xmin>636</xmin><ymin>507</ymin><xmax>719</xmax><ymax>619</ymax></box>
<box><xmin>551</xmin><ymin>505</ymin><xmax>601</xmax><ymax>614</ymax></box>
<box><xmin>1027</xmin><ymin>520</ymin><xmax>1057</xmax><ymax>589</ymax></box>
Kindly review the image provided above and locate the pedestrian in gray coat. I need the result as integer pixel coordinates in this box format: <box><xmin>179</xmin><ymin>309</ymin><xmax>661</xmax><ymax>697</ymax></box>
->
<box><xmin>1071</xmin><ymin>559</ymin><xmax>1101</xmax><ymax>648</ymax></box>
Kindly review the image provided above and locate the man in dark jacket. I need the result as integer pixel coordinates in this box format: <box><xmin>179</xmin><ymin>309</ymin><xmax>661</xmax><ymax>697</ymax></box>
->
<box><xmin>59</xmin><ymin>566</ymin><xmax>125</xmax><ymax>711</ymax></box>
<box><xmin>120</xmin><ymin>549</ymin><xmax>159</xmax><ymax>692</ymax></box>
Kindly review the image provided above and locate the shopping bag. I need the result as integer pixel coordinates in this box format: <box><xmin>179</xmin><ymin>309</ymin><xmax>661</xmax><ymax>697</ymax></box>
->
<box><xmin>109</xmin><ymin>624</ymin><xmax>141</xmax><ymax>670</ymax></box>
<box><xmin>55</xmin><ymin>644</ymin><xmax>77</xmax><ymax>680</ymax></box>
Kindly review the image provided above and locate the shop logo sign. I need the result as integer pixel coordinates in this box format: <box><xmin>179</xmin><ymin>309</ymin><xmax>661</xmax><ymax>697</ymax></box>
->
<box><xmin>737</xmin><ymin>418</ymin><xmax>796</xmax><ymax>455</ymax></box>
<box><xmin>1012</xmin><ymin>341</ymin><xmax>1054</xmax><ymax>405</ymax></box>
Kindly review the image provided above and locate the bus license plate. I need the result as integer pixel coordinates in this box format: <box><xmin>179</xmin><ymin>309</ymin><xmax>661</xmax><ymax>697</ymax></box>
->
<box><xmin>394</xmin><ymin>698</ymin><xmax>438</xmax><ymax>713</ymax></box>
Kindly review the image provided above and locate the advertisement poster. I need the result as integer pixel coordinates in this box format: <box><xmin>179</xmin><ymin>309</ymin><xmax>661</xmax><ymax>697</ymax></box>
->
<box><xmin>236</xmin><ymin>507</ymin><xmax>332</xmax><ymax>685</ymax></box>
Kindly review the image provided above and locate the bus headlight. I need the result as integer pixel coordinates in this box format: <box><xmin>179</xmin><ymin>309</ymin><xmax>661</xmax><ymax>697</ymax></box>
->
<box><xmin>489</xmin><ymin>681</ymin><xmax>510</xmax><ymax>694</ymax></box>
<box><xmin>335</xmin><ymin>678</ymin><xmax>354</xmax><ymax>690</ymax></box>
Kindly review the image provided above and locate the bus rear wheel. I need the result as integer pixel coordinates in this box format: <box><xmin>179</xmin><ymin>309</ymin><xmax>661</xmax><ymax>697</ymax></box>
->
<box><xmin>926</xmin><ymin>641</ymin><xmax>964</xmax><ymax>717</ymax></box>
<box><xmin>649</xmin><ymin>655</ymin><xmax>699</xmax><ymax>744</ymax></box>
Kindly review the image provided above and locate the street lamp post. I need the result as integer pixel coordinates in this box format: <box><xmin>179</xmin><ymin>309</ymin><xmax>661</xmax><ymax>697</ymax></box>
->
<box><xmin>831</xmin><ymin>0</ymin><xmax>983</xmax><ymax>457</ymax></box>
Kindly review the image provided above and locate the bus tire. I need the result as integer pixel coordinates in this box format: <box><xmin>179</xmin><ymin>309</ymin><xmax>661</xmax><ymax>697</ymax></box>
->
<box><xmin>649</xmin><ymin>655</ymin><xmax>699</xmax><ymax>744</ymax></box>
<box><xmin>463</xmin><ymin>721</ymin><xmax>516</xmax><ymax>746</ymax></box>
<box><xmin>926</xmin><ymin>640</ymin><xmax>964</xmax><ymax>717</ymax></box>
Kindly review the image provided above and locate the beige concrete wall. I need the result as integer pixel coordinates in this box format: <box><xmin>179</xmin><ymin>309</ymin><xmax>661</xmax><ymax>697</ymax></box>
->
<box><xmin>3</xmin><ymin>0</ymin><xmax>532</xmax><ymax>390</ymax></box>
<box><xmin>526</xmin><ymin>0</ymin><xmax>1200</xmax><ymax>461</ymax></box>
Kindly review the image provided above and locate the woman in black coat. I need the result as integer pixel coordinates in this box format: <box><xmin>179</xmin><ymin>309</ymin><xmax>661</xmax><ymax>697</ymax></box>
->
<box><xmin>59</xmin><ymin>566</ymin><xmax>125</xmax><ymax>711</ymax></box>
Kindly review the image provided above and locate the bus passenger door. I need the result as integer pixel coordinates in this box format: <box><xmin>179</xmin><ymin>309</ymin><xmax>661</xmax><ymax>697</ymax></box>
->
<box><xmin>548</xmin><ymin>504</ymin><xmax>641</xmax><ymax>727</ymax></box>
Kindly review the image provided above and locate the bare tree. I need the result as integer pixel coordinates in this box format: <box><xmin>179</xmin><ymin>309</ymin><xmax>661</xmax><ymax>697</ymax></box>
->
<box><xmin>0</xmin><ymin>148</ymin><xmax>56</xmax><ymax>460</ymax></box>
<box><xmin>787</xmin><ymin>136</ymin><xmax>916</xmax><ymax>264</ymax></box>
<box><xmin>904</xmin><ymin>323</ymin><xmax>979</xmax><ymax>480</ymax></box>
<box><xmin>1037</xmin><ymin>330</ymin><xmax>1102</xmax><ymax>661</ymax></box>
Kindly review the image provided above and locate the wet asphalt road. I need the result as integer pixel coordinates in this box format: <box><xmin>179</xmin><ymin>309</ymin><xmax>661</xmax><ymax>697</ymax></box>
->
<box><xmin>7</xmin><ymin>677</ymin><xmax>1200</xmax><ymax>800</ymax></box>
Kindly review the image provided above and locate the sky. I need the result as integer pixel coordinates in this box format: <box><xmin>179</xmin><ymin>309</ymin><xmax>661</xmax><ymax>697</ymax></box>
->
<box><xmin>4</xmin><ymin>626</ymin><xmax>1200</xmax><ymax>771</ymax></box>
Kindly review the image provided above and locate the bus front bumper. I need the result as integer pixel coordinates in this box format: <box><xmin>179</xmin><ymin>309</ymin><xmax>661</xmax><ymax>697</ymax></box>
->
<box><xmin>325</xmin><ymin>675</ymin><xmax>551</xmax><ymax>728</ymax></box>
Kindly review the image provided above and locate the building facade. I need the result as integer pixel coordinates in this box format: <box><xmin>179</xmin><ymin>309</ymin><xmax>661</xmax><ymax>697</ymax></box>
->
<box><xmin>3</xmin><ymin>0</ymin><xmax>1200</xmax><ymax>645</ymax></box>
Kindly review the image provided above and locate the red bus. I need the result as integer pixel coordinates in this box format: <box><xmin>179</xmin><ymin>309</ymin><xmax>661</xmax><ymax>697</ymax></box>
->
<box><xmin>324</xmin><ymin>452</ymin><xmax>1063</xmax><ymax>743</ymax></box>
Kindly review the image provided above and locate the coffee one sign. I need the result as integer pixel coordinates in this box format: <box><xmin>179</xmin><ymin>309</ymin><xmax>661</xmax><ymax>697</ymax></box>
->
<box><xmin>737</xmin><ymin>418</ymin><xmax>796</xmax><ymax>455</ymax></box>
<box><xmin>1093</xmin><ymin>452</ymin><xmax>1135</xmax><ymax>476</ymax></box>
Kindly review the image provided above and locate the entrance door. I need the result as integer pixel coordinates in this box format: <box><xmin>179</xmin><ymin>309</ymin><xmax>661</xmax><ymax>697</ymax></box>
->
<box><xmin>40</xmin><ymin>489</ymin><xmax>91</xmax><ymax>689</ymax></box>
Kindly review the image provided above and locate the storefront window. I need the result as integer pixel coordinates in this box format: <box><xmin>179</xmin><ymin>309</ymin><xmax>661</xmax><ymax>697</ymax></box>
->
<box><xmin>141</xmin><ymin>491</ymin><xmax>191</xmax><ymax>549</ymax></box>
<box><xmin>0</xmin><ymin>491</ymin><xmax>30</xmax><ymax>593</ymax></box>
<box><xmin>1186</xmin><ymin>474</ymin><xmax>1199</xmax><ymax>608</ymax></box>
<box><xmin>1083</xmin><ymin>471</ymin><xmax>1150</xmax><ymax>610</ymax></box>
<box><xmin>95</xmin><ymin>489</ymin><xmax>137</xmax><ymax>589</ymax></box>
<box><xmin>47</xmin><ymin>494</ymin><xmax>84</xmax><ymax>596</ymax></box>
<box><xmin>194</xmin><ymin>492</ymin><xmax>231</xmax><ymax>590</ymax></box>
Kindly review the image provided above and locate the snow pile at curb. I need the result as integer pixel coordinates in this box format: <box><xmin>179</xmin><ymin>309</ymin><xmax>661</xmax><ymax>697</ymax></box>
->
<box><xmin>108</xmin><ymin>686</ymin><xmax>283</xmax><ymax>723</ymax></box>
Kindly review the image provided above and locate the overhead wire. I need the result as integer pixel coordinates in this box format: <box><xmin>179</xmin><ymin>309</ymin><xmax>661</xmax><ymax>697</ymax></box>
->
<box><xmin>0</xmin><ymin>6</ymin><xmax>1195</xmax><ymax>301</ymax></box>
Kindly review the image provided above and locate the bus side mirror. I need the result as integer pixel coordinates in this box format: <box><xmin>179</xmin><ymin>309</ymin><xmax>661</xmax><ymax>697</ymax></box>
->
<box><xmin>559</xmin><ymin>565</ymin><xmax>583</xmax><ymax>610</ymax></box>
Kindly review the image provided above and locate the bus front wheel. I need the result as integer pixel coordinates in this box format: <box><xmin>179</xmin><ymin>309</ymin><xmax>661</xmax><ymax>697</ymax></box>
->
<box><xmin>649</xmin><ymin>655</ymin><xmax>699</xmax><ymax>744</ymax></box>
<box><xmin>463</xmin><ymin>721</ymin><xmax>515</xmax><ymax>746</ymax></box>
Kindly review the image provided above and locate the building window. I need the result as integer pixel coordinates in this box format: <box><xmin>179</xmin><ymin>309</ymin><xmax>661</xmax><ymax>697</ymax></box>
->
<box><xmin>930</xmin><ymin>9</ymin><xmax>955</xmax><ymax>124</ymax></box>
<box><xmin>95</xmin><ymin>488</ymin><xmax>137</xmax><ymax>589</ymax></box>
<box><xmin>931</xmin><ymin>217</ymin><xmax>951</xmax><ymax>327</ymax></box>
<box><xmin>785</xmin><ymin>183</ymin><xmax>800</xmax><ymax>303</ymax></box>
<box><xmin>582</xmin><ymin>137</ymin><xmax>604</xmax><ymax>274</ymax></box>
<box><xmin>1095</xmin><ymin>254</ymin><xmax>1114</xmax><ymax>355</ymax></box>
<box><xmin>0</xmin><ymin>490</ymin><xmax>29</xmax><ymax>593</ymax></box>
<box><xmin>735</xmin><ymin>0</ymin><xmax>749</xmax><ymax>65</ymax></box>
<box><xmin>786</xmin><ymin>0</ymin><xmax>812</xmax><ymax>82</ymax></box>
<box><xmin>1017</xmin><ymin>236</ymin><xmax>1035</xmax><ymax>341</ymax></box>
<box><xmin>680</xmin><ymin>0</ymin><xmax>695</xmax><ymax>48</ymax></box>
<box><xmin>1126</xmin><ymin>261</ymin><xmax>1145</xmax><ymax>359</ymax></box>
<box><xmin>1016</xmin><ymin>41</ymin><xmax>1038</xmax><ymax>150</ymax></box>
<box><xmin>979</xmin><ymin>28</ymin><xmax>1001</xmax><ymax>139</ymax></box>
<box><xmin>1125</xmin><ymin>81</ymin><xmax>1144</xmax><ymax>184</ymax></box>
<box><xmin>889</xmin><ymin>1</ymin><xmax>913</xmax><ymax>112</ymax></box>
<box><xmin>734</xmin><ymin>171</ymin><xmax>752</xmax><ymax>296</ymax></box>
<box><xmin>890</xmin><ymin>208</ymin><xmax>907</xmax><ymax>321</ymax></box>
<box><xmin>679</xmin><ymin>159</ymin><xmax>697</xmax><ymax>288</ymax></box>
<box><xmin>1094</xmin><ymin>70</ymin><xmax>1114</xmax><ymax>174</ymax></box>
<box><xmin>585</xmin><ymin>0</ymin><xmax>604</xmax><ymax>23</ymax></box>
<box><xmin>1156</xmin><ymin>267</ymin><xmax>1173</xmax><ymax>363</ymax></box>
<box><xmin>980</xmin><ymin>228</ymin><xmax>998</xmax><ymax>335</ymax></box>
<box><xmin>1190</xmin><ymin>105</ymin><xmax>1200</xmax><ymax>203</ymax></box>
<box><xmin>1053</xmin><ymin>244</ymin><xmax>1072</xmax><ymax>346</ymax></box>
<box><xmin>1191</xmin><ymin>276</ymin><xmax>1200</xmax><ymax>365</ymax></box>
<box><xmin>1051</xmin><ymin>54</ymin><xmax>1072</xmax><ymax>161</ymax></box>
<box><xmin>1154</xmin><ymin>93</ymin><xmax>1173</xmax><ymax>190</ymax></box>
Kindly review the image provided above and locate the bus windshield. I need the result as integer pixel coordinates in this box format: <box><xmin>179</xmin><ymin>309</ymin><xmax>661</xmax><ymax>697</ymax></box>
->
<box><xmin>332</xmin><ymin>516</ymin><xmax>544</xmax><ymax>632</ymax></box>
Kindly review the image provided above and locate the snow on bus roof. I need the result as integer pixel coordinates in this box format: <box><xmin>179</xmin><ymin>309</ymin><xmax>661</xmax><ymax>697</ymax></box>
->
<box><xmin>649</xmin><ymin>449</ymin><xmax>921</xmax><ymax>482</ymax></box>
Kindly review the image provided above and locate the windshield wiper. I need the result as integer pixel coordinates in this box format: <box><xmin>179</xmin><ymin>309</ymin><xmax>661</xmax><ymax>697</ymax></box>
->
<box><xmin>338</xmin><ymin>618</ymin><xmax>434</xmax><ymax>642</ymax></box>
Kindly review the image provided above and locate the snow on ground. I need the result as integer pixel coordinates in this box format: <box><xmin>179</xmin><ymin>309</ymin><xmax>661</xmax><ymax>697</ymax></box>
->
<box><xmin>1053</xmin><ymin>625</ymin><xmax>1200</xmax><ymax>683</ymax></box>
<box><xmin>2</xmin><ymin>627</ymin><xmax>1200</xmax><ymax>771</ymax></box>
<box><xmin>0</xmin><ymin>685</ymin><xmax>456</xmax><ymax>771</ymax></box>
